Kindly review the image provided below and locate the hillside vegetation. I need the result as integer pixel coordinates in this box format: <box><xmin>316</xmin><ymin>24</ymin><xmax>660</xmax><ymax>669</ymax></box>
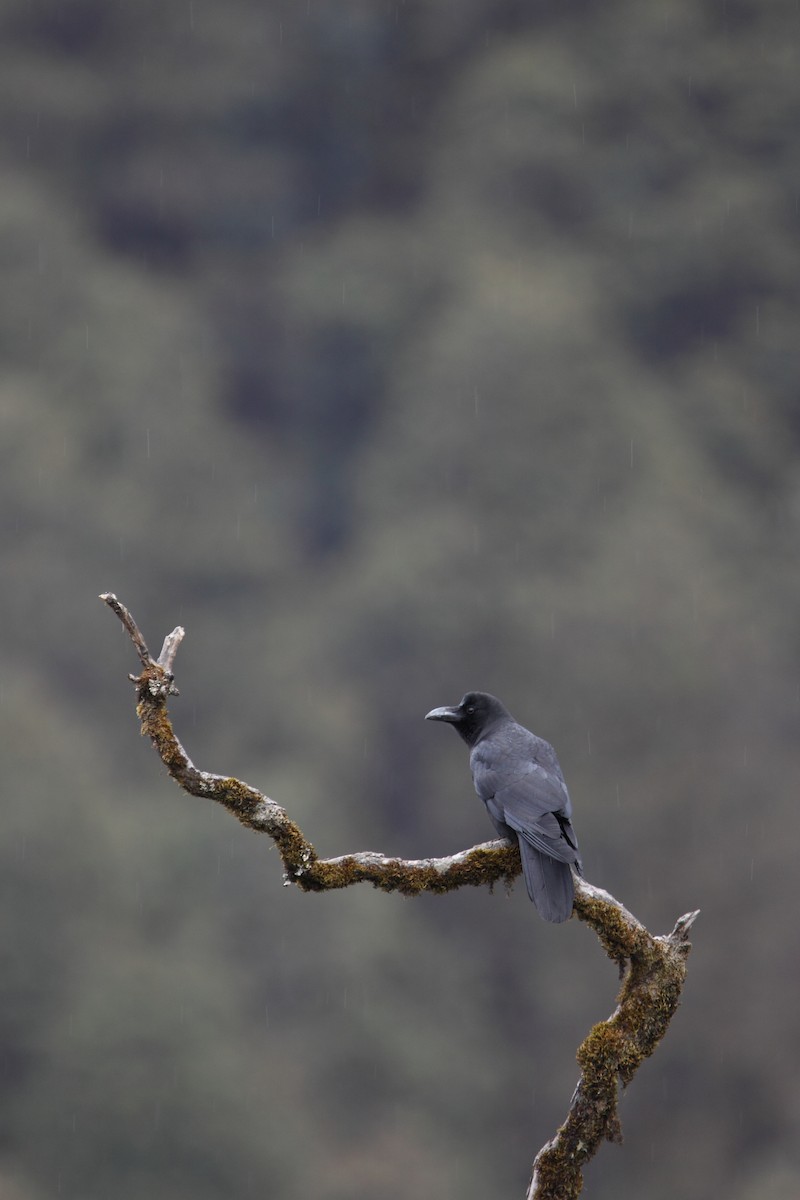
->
<box><xmin>2</xmin><ymin>3</ymin><xmax>800</xmax><ymax>1197</ymax></box>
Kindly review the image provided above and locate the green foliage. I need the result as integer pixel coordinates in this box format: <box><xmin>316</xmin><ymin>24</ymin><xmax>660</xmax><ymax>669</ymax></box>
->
<box><xmin>2</xmin><ymin>2</ymin><xmax>800</xmax><ymax>1197</ymax></box>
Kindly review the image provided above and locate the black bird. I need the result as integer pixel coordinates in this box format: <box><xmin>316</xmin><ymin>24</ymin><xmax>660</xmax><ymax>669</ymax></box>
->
<box><xmin>425</xmin><ymin>691</ymin><xmax>581</xmax><ymax>923</ymax></box>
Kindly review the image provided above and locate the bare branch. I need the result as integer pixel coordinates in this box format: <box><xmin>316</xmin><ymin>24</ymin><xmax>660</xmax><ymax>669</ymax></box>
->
<box><xmin>101</xmin><ymin>595</ymin><xmax>698</xmax><ymax>1199</ymax></box>
<box><xmin>99</xmin><ymin>592</ymin><xmax>152</xmax><ymax>669</ymax></box>
<box><xmin>157</xmin><ymin>625</ymin><xmax>185</xmax><ymax>677</ymax></box>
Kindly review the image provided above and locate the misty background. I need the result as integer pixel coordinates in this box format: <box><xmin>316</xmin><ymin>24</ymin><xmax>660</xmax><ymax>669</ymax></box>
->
<box><xmin>2</xmin><ymin>1</ymin><xmax>800</xmax><ymax>1197</ymax></box>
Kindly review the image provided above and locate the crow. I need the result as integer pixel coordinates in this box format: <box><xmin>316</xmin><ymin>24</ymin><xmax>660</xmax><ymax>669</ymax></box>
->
<box><xmin>425</xmin><ymin>691</ymin><xmax>581</xmax><ymax>923</ymax></box>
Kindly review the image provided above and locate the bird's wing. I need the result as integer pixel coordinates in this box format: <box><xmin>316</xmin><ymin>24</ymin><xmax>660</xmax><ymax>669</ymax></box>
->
<box><xmin>480</xmin><ymin>764</ymin><xmax>580</xmax><ymax>866</ymax></box>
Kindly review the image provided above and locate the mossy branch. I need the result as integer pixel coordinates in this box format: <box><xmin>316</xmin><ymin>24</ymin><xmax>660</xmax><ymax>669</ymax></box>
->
<box><xmin>528</xmin><ymin>886</ymin><xmax>698</xmax><ymax>1198</ymax></box>
<box><xmin>101</xmin><ymin>593</ymin><xmax>698</xmax><ymax>1199</ymax></box>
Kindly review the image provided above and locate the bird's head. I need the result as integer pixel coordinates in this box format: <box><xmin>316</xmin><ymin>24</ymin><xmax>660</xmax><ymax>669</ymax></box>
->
<box><xmin>425</xmin><ymin>691</ymin><xmax>511</xmax><ymax>747</ymax></box>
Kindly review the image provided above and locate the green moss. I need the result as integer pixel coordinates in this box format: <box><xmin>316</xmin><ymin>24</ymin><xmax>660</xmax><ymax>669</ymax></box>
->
<box><xmin>297</xmin><ymin>843</ymin><xmax>521</xmax><ymax>897</ymax></box>
<box><xmin>531</xmin><ymin>1141</ymin><xmax>584</xmax><ymax>1199</ymax></box>
<box><xmin>136</xmin><ymin>669</ymin><xmax>187</xmax><ymax>776</ymax></box>
<box><xmin>573</xmin><ymin>890</ymin><xmax>650</xmax><ymax>969</ymax></box>
<box><xmin>577</xmin><ymin>1021</ymin><xmax>624</xmax><ymax>1084</ymax></box>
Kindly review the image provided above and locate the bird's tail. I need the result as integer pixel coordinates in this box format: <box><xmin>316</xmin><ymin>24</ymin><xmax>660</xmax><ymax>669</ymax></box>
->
<box><xmin>518</xmin><ymin>842</ymin><xmax>575</xmax><ymax>923</ymax></box>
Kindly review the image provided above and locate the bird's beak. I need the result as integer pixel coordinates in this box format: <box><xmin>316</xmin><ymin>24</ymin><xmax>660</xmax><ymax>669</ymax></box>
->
<box><xmin>425</xmin><ymin>705</ymin><xmax>461</xmax><ymax>723</ymax></box>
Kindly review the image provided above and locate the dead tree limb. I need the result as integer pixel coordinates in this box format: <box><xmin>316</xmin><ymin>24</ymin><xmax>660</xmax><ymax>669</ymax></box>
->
<box><xmin>100</xmin><ymin>593</ymin><xmax>699</xmax><ymax>1199</ymax></box>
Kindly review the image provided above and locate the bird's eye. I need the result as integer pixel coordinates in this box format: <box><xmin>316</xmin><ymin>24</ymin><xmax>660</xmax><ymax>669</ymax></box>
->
<box><xmin>466</xmin><ymin>705</ymin><xmax>475</xmax><ymax>714</ymax></box>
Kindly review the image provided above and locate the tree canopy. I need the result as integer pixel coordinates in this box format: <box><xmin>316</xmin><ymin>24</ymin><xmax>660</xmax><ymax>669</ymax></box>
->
<box><xmin>1</xmin><ymin>3</ymin><xmax>799</xmax><ymax>1198</ymax></box>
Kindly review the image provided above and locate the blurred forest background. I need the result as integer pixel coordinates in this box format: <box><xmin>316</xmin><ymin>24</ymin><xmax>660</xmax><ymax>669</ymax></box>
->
<box><xmin>2</xmin><ymin>1</ymin><xmax>800</xmax><ymax>1197</ymax></box>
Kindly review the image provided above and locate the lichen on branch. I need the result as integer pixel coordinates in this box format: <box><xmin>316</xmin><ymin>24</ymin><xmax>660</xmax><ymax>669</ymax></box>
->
<box><xmin>100</xmin><ymin>592</ymin><xmax>698</xmax><ymax>1200</ymax></box>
